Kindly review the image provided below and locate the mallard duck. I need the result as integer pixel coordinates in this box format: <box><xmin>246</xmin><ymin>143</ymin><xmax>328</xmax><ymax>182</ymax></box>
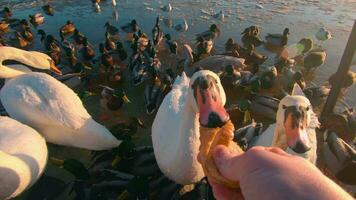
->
<box><xmin>224</xmin><ymin>38</ymin><xmax>241</xmax><ymax>57</ymax></box>
<box><xmin>21</xmin><ymin>27</ymin><xmax>33</xmax><ymax>42</ymax></box>
<box><xmin>99</xmin><ymin>43</ymin><xmax>114</xmax><ymax>70</ymax></box>
<box><xmin>302</xmin><ymin>49</ymin><xmax>326</xmax><ymax>72</ymax></box>
<box><xmin>316</xmin><ymin>27</ymin><xmax>332</xmax><ymax>45</ymax></box>
<box><xmin>37</xmin><ymin>29</ymin><xmax>47</xmax><ymax>43</ymax></box>
<box><xmin>116</xmin><ymin>41</ymin><xmax>128</xmax><ymax>61</ymax></box>
<box><xmin>265</xmin><ymin>27</ymin><xmax>289</xmax><ymax>49</ymax></box>
<box><xmin>110</xmin><ymin>117</ymin><xmax>146</xmax><ymax>138</ymax></box>
<box><xmin>121</xmin><ymin>19</ymin><xmax>139</xmax><ymax>33</ymax></box>
<box><xmin>0</xmin><ymin>20</ymin><xmax>9</xmax><ymax>32</ymax></box>
<box><xmin>323</xmin><ymin>131</ymin><xmax>356</xmax><ymax>185</ymax></box>
<box><xmin>196</xmin><ymin>24</ymin><xmax>220</xmax><ymax>41</ymax></box>
<box><xmin>161</xmin><ymin>3</ymin><xmax>172</xmax><ymax>12</ymax></box>
<box><xmin>48</xmin><ymin>41</ymin><xmax>61</xmax><ymax>65</ymax></box>
<box><xmin>144</xmin><ymin>69</ymin><xmax>162</xmax><ymax>114</ymax></box>
<box><xmin>0</xmin><ymin>7</ymin><xmax>12</xmax><ymax>19</ymax></box>
<box><xmin>81</xmin><ymin>37</ymin><xmax>95</xmax><ymax>61</ymax></box>
<box><xmin>72</xmin><ymin>29</ymin><xmax>85</xmax><ymax>45</ymax></box>
<box><xmin>240</xmin><ymin>44</ymin><xmax>268</xmax><ymax>66</ymax></box>
<box><xmin>29</xmin><ymin>13</ymin><xmax>44</xmax><ymax>26</ymax></box>
<box><xmin>196</xmin><ymin>37</ymin><xmax>213</xmax><ymax>60</ymax></box>
<box><xmin>219</xmin><ymin>64</ymin><xmax>241</xmax><ymax>90</ymax></box>
<box><xmin>104</xmin><ymin>32</ymin><xmax>117</xmax><ymax>51</ymax></box>
<box><xmin>105</xmin><ymin>21</ymin><xmax>119</xmax><ymax>36</ymax></box>
<box><xmin>323</xmin><ymin>109</ymin><xmax>356</xmax><ymax>142</ymax></box>
<box><xmin>297</xmin><ymin>38</ymin><xmax>313</xmax><ymax>55</ymax></box>
<box><xmin>328</xmin><ymin>70</ymin><xmax>355</xmax><ymax>89</ymax></box>
<box><xmin>60</xmin><ymin>20</ymin><xmax>75</xmax><ymax>35</ymax></box>
<box><xmin>94</xmin><ymin>2</ymin><xmax>101</xmax><ymax>13</ymax></box>
<box><xmin>152</xmin><ymin>17</ymin><xmax>163</xmax><ymax>46</ymax></box>
<box><xmin>164</xmin><ymin>34</ymin><xmax>178</xmax><ymax>54</ymax></box>
<box><xmin>62</xmin><ymin>40</ymin><xmax>77</xmax><ymax>67</ymax></box>
<box><xmin>174</xmin><ymin>19</ymin><xmax>188</xmax><ymax>32</ymax></box>
<box><xmin>257</xmin><ymin>66</ymin><xmax>278</xmax><ymax>90</ymax></box>
<box><xmin>241</xmin><ymin>26</ymin><xmax>264</xmax><ymax>47</ymax></box>
<box><xmin>42</xmin><ymin>4</ymin><xmax>54</xmax><ymax>16</ymax></box>
<box><xmin>99</xmin><ymin>86</ymin><xmax>130</xmax><ymax>121</ymax></box>
<box><xmin>13</xmin><ymin>31</ymin><xmax>30</xmax><ymax>48</ymax></box>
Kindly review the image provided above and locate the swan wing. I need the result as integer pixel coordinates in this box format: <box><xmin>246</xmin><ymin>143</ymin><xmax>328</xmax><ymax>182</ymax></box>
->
<box><xmin>1</xmin><ymin>73</ymin><xmax>90</xmax><ymax>130</ymax></box>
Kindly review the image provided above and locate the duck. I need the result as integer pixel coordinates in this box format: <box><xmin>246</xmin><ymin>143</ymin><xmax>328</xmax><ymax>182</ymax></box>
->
<box><xmin>99</xmin><ymin>85</ymin><xmax>130</xmax><ymax>121</ymax></box>
<box><xmin>265</xmin><ymin>27</ymin><xmax>289</xmax><ymax>51</ymax></box>
<box><xmin>174</xmin><ymin>19</ymin><xmax>188</xmax><ymax>32</ymax></box>
<box><xmin>45</xmin><ymin>36</ymin><xmax>62</xmax><ymax>65</ymax></box>
<box><xmin>116</xmin><ymin>41</ymin><xmax>128</xmax><ymax>61</ymax></box>
<box><xmin>0</xmin><ymin>7</ymin><xmax>12</xmax><ymax>19</ymax></box>
<box><xmin>219</xmin><ymin>64</ymin><xmax>242</xmax><ymax>90</ymax></box>
<box><xmin>0</xmin><ymin>46</ymin><xmax>120</xmax><ymax>150</ymax></box>
<box><xmin>0</xmin><ymin>116</ymin><xmax>48</xmax><ymax>199</ymax></box>
<box><xmin>224</xmin><ymin>38</ymin><xmax>241</xmax><ymax>57</ymax></box>
<box><xmin>195</xmin><ymin>37</ymin><xmax>213</xmax><ymax>60</ymax></box>
<box><xmin>241</xmin><ymin>26</ymin><xmax>264</xmax><ymax>47</ymax></box>
<box><xmin>182</xmin><ymin>44</ymin><xmax>246</xmax><ymax>77</ymax></box>
<box><xmin>60</xmin><ymin>20</ymin><xmax>75</xmax><ymax>35</ymax></box>
<box><xmin>99</xmin><ymin>43</ymin><xmax>114</xmax><ymax>70</ymax></box>
<box><xmin>195</xmin><ymin>24</ymin><xmax>220</xmax><ymax>41</ymax></box>
<box><xmin>112</xmin><ymin>0</ymin><xmax>117</xmax><ymax>6</ymax></box>
<box><xmin>152</xmin><ymin>17</ymin><xmax>163</xmax><ymax>46</ymax></box>
<box><xmin>37</xmin><ymin>29</ymin><xmax>46</xmax><ymax>42</ymax></box>
<box><xmin>29</xmin><ymin>13</ymin><xmax>44</xmax><ymax>26</ymax></box>
<box><xmin>121</xmin><ymin>19</ymin><xmax>139</xmax><ymax>34</ymax></box>
<box><xmin>12</xmin><ymin>32</ymin><xmax>30</xmax><ymax>49</ymax></box>
<box><xmin>252</xmin><ymin>84</ymin><xmax>319</xmax><ymax>164</ymax></box>
<box><xmin>104</xmin><ymin>32</ymin><xmax>117</xmax><ymax>51</ymax></box>
<box><xmin>42</xmin><ymin>4</ymin><xmax>54</xmax><ymax>16</ymax></box>
<box><xmin>0</xmin><ymin>20</ymin><xmax>9</xmax><ymax>32</ymax></box>
<box><xmin>21</xmin><ymin>27</ymin><xmax>33</xmax><ymax>42</ymax></box>
<box><xmin>328</xmin><ymin>70</ymin><xmax>356</xmax><ymax>89</ymax></box>
<box><xmin>152</xmin><ymin>70</ymin><xmax>228</xmax><ymax>184</ymax></box>
<box><xmin>302</xmin><ymin>49</ymin><xmax>326</xmax><ymax>72</ymax></box>
<box><xmin>239</xmin><ymin>44</ymin><xmax>268</xmax><ymax>66</ymax></box>
<box><xmin>81</xmin><ymin>37</ymin><xmax>95</xmax><ymax>62</ymax></box>
<box><xmin>297</xmin><ymin>38</ymin><xmax>313</xmax><ymax>55</ymax></box>
<box><xmin>161</xmin><ymin>3</ymin><xmax>172</xmax><ymax>12</ymax></box>
<box><xmin>316</xmin><ymin>27</ymin><xmax>332</xmax><ymax>45</ymax></box>
<box><xmin>164</xmin><ymin>34</ymin><xmax>178</xmax><ymax>55</ymax></box>
<box><xmin>94</xmin><ymin>2</ymin><xmax>101</xmax><ymax>13</ymax></box>
<box><xmin>323</xmin><ymin>131</ymin><xmax>356</xmax><ymax>185</ymax></box>
<box><xmin>104</xmin><ymin>22</ymin><xmax>119</xmax><ymax>36</ymax></box>
<box><xmin>62</xmin><ymin>40</ymin><xmax>77</xmax><ymax>67</ymax></box>
<box><xmin>110</xmin><ymin>117</ymin><xmax>145</xmax><ymax>138</ymax></box>
<box><xmin>71</xmin><ymin>29</ymin><xmax>85</xmax><ymax>45</ymax></box>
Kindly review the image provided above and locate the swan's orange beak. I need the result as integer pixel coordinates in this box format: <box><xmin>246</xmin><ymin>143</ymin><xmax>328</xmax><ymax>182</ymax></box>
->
<box><xmin>193</xmin><ymin>75</ymin><xmax>229</xmax><ymax>128</ymax></box>
<box><xmin>284</xmin><ymin>106</ymin><xmax>311</xmax><ymax>154</ymax></box>
<box><xmin>50</xmin><ymin>61</ymin><xmax>62</xmax><ymax>75</ymax></box>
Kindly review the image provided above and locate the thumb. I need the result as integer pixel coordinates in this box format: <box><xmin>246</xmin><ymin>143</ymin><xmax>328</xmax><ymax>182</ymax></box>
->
<box><xmin>213</xmin><ymin>145</ymin><xmax>247</xmax><ymax>181</ymax></box>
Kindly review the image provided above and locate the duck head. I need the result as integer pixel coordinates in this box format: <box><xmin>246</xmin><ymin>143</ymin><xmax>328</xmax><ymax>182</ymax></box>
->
<box><xmin>276</xmin><ymin>84</ymin><xmax>316</xmax><ymax>154</ymax></box>
<box><xmin>190</xmin><ymin>70</ymin><xmax>228</xmax><ymax>128</ymax></box>
<box><xmin>283</xmin><ymin>28</ymin><xmax>290</xmax><ymax>36</ymax></box>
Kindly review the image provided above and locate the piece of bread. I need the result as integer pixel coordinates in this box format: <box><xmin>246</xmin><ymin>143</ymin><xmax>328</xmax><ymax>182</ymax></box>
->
<box><xmin>198</xmin><ymin>120</ymin><xmax>243</xmax><ymax>188</ymax></box>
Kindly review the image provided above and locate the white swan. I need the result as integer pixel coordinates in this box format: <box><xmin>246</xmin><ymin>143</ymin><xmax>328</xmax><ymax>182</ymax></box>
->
<box><xmin>253</xmin><ymin>84</ymin><xmax>319</xmax><ymax>164</ymax></box>
<box><xmin>0</xmin><ymin>46</ymin><xmax>120</xmax><ymax>150</ymax></box>
<box><xmin>0</xmin><ymin>116</ymin><xmax>47</xmax><ymax>199</ymax></box>
<box><xmin>152</xmin><ymin>70</ymin><xmax>227</xmax><ymax>184</ymax></box>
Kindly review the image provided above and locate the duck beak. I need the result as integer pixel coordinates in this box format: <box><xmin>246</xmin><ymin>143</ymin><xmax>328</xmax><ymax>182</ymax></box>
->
<box><xmin>122</xmin><ymin>95</ymin><xmax>131</xmax><ymax>103</ymax></box>
<box><xmin>193</xmin><ymin>76</ymin><xmax>229</xmax><ymax>128</ymax></box>
<box><xmin>50</xmin><ymin>61</ymin><xmax>62</xmax><ymax>75</ymax></box>
<box><xmin>284</xmin><ymin>110</ymin><xmax>311</xmax><ymax>154</ymax></box>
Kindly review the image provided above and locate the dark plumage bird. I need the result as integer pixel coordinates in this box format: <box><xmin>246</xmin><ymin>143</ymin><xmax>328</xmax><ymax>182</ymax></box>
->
<box><xmin>21</xmin><ymin>27</ymin><xmax>33</xmax><ymax>42</ymax></box>
<box><xmin>1</xmin><ymin>7</ymin><xmax>12</xmax><ymax>19</ymax></box>
<box><xmin>121</xmin><ymin>19</ymin><xmax>139</xmax><ymax>33</ymax></box>
<box><xmin>62</xmin><ymin>40</ymin><xmax>77</xmax><ymax>67</ymax></box>
<box><xmin>164</xmin><ymin>34</ymin><xmax>178</xmax><ymax>55</ymax></box>
<box><xmin>116</xmin><ymin>41</ymin><xmax>128</xmax><ymax>61</ymax></box>
<box><xmin>241</xmin><ymin>26</ymin><xmax>264</xmax><ymax>47</ymax></box>
<box><xmin>303</xmin><ymin>49</ymin><xmax>326</xmax><ymax>71</ymax></box>
<box><xmin>42</xmin><ymin>4</ymin><xmax>54</xmax><ymax>16</ymax></box>
<box><xmin>72</xmin><ymin>29</ymin><xmax>85</xmax><ymax>45</ymax></box>
<box><xmin>224</xmin><ymin>38</ymin><xmax>241</xmax><ymax>57</ymax></box>
<box><xmin>81</xmin><ymin>37</ymin><xmax>95</xmax><ymax>61</ymax></box>
<box><xmin>265</xmin><ymin>27</ymin><xmax>289</xmax><ymax>48</ymax></box>
<box><xmin>37</xmin><ymin>29</ymin><xmax>47</xmax><ymax>42</ymax></box>
<box><xmin>240</xmin><ymin>44</ymin><xmax>268</xmax><ymax>66</ymax></box>
<box><xmin>104</xmin><ymin>22</ymin><xmax>119</xmax><ymax>35</ymax></box>
<box><xmin>195</xmin><ymin>24</ymin><xmax>220</xmax><ymax>41</ymax></box>
<box><xmin>99</xmin><ymin>43</ymin><xmax>114</xmax><ymax>70</ymax></box>
<box><xmin>110</xmin><ymin>117</ymin><xmax>146</xmax><ymax>137</ymax></box>
<box><xmin>60</xmin><ymin>20</ymin><xmax>75</xmax><ymax>35</ymax></box>
<box><xmin>105</xmin><ymin>32</ymin><xmax>116</xmax><ymax>51</ymax></box>
<box><xmin>152</xmin><ymin>16</ymin><xmax>163</xmax><ymax>46</ymax></box>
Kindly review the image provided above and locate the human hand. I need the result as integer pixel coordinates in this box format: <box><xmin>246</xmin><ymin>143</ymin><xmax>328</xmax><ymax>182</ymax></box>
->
<box><xmin>209</xmin><ymin>145</ymin><xmax>352</xmax><ymax>200</ymax></box>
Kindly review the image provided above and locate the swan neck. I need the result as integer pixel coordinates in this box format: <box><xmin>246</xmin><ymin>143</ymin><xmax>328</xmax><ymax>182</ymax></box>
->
<box><xmin>0</xmin><ymin>47</ymin><xmax>33</xmax><ymax>78</ymax></box>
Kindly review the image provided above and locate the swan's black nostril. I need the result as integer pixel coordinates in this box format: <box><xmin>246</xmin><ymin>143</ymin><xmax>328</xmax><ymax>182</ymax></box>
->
<box><xmin>203</xmin><ymin>112</ymin><xmax>227</xmax><ymax>128</ymax></box>
<box><xmin>199</xmin><ymin>77</ymin><xmax>210</xmax><ymax>90</ymax></box>
<box><xmin>292</xmin><ymin>141</ymin><xmax>310</xmax><ymax>154</ymax></box>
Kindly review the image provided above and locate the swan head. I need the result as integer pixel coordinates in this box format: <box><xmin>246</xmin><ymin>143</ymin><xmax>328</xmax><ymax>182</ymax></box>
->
<box><xmin>189</xmin><ymin>70</ymin><xmax>228</xmax><ymax>128</ymax></box>
<box><xmin>276</xmin><ymin>84</ymin><xmax>316</xmax><ymax>154</ymax></box>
